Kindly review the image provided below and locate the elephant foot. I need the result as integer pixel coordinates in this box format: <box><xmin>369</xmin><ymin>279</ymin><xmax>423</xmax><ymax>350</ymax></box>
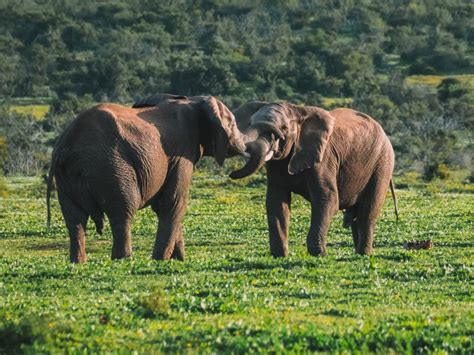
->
<box><xmin>270</xmin><ymin>248</ymin><xmax>288</xmax><ymax>258</ymax></box>
<box><xmin>356</xmin><ymin>246</ymin><xmax>373</xmax><ymax>256</ymax></box>
<box><xmin>70</xmin><ymin>247</ymin><xmax>87</xmax><ymax>263</ymax></box>
<box><xmin>170</xmin><ymin>254</ymin><xmax>185</xmax><ymax>261</ymax></box>
<box><xmin>152</xmin><ymin>249</ymin><xmax>172</xmax><ymax>261</ymax></box>
<box><xmin>271</xmin><ymin>253</ymin><xmax>288</xmax><ymax>258</ymax></box>
<box><xmin>70</xmin><ymin>254</ymin><xmax>87</xmax><ymax>263</ymax></box>
<box><xmin>171</xmin><ymin>248</ymin><xmax>185</xmax><ymax>261</ymax></box>
<box><xmin>111</xmin><ymin>250</ymin><xmax>132</xmax><ymax>260</ymax></box>
<box><xmin>307</xmin><ymin>245</ymin><xmax>327</xmax><ymax>257</ymax></box>
<box><xmin>270</xmin><ymin>247</ymin><xmax>288</xmax><ymax>258</ymax></box>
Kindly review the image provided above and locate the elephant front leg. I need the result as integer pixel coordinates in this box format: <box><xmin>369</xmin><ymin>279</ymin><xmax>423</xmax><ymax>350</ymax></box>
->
<box><xmin>152</xmin><ymin>162</ymin><xmax>192</xmax><ymax>261</ymax></box>
<box><xmin>171</xmin><ymin>226</ymin><xmax>185</xmax><ymax>261</ymax></box>
<box><xmin>354</xmin><ymin>173</ymin><xmax>391</xmax><ymax>255</ymax></box>
<box><xmin>307</xmin><ymin>193</ymin><xmax>338</xmax><ymax>257</ymax></box>
<box><xmin>266</xmin><ymin>186</ymin><xmax>291</xmax><ymax>257</ymax></box>
<box><xmin>153</xmin><ymin>208</ymin><xmax>186</xmax><ymax>260</ymax></box>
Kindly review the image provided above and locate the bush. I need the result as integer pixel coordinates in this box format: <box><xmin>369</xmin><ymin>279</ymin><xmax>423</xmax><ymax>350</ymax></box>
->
<box><xmin>0</xmin><ymin>177</ymin><xmax>7</xmax><ymax>197</ymax></box>
<box><xmin>134</xmin><ymin>288</ymin><xmax>170</xmax><ymax>319</ymax></box>
<box><xmin>466</xmin><ymin>171</ymin><xmax>474</xmax><ymax>184</ymax></box>
<box><xmin>0</xmin><ymin>136</ymin><xmax>8</xmax><ymax>196</ymax></box>
<box><xmin>423</xmin><ymin>163</ymin><xmax>452</xmax><ymax>181</ymax></box>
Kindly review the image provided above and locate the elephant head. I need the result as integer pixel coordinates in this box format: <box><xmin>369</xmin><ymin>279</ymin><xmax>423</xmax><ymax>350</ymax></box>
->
<box><xmin>134</xmin><ymin>93</ymin><xmax>246</xmax><ymax>165</ymax></box>
<box><xmin>230</xmin><ymin>102</ymin><xmax>335</xmax><ymax>178</ymax></box>
<box><xmin>195</xmin><ymin>96</ymin><xmax>247</xmax><ymax>165</ymax></box>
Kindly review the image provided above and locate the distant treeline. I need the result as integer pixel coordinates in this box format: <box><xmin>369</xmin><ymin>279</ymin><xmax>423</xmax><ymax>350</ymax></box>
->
<box><xmin>0</xmin><ymin>0</ymin><xmax>473</xmax><ymax>177</ymax></box>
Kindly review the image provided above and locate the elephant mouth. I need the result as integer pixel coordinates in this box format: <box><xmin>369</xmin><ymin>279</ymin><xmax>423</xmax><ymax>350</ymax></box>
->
<box><xmin>238</xmin><ymin>140</ymin><xmax>275</xmax><ymax>160</ymax></box>
<box><xmin>263</xmin><ymin>135</ymin><xmax>280</xmax><ymax>161</ymax></box>
<box><xmin>243</xmin><ymin>133</ymin><xmax>279</xmax><ymax>160</ymax></box>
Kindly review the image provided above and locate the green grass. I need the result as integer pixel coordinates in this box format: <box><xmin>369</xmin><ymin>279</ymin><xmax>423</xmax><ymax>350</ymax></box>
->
<box><xmin>396</xmin><ymin>170</ymin><xmax>474</xmax><ymax>194</ymax></box>
<box><xmin>0</xmin><ymin>173</ymin><xmax>473</xmax><ymax>353</ymax></box>
<box><xmin>406</xmin><ymin>74</ymin><xmax>474</xmax><ymax>88</ymax></box>
<box><xmin>322</xmin><ymin>97</ymin><xmax>354</xmax><ymax>108</ymax></box>
<box><xmin>9</xmin><ymin>105</ymin><xmax>50</xmax><ymax>120</ymax></box>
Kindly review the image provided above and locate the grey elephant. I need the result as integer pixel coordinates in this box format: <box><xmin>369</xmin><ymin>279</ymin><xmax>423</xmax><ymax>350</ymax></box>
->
<box><xmin>229</xmin><ymin>101</ymin><xmax>398</xmax><ymax>257</ymax></box>
<box><xmin>46</xmin><ymin>95</ymin><xmax>246</xmax><ymax>263</ymax></box>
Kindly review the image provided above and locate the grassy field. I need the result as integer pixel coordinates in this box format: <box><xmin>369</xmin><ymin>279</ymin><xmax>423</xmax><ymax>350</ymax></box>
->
<box><xmin>0</xmin><ymin>173</ymin><xmax>472</xmax><ymax>353</ymax></box>
<box><xmin>9</xmin><ymin>105</ymin><xmax>50</xmax><ymax>120</ymax></box>
<box><xmin>405</xmin><ymin>74</ymin><xmax>474</xmax><ymax>88</ymax></box>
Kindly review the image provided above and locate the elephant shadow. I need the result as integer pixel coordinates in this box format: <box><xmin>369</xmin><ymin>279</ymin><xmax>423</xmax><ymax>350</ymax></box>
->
<box><xmin>210</xmin><ymin>257</ymin><xmax>326</xmax><ymax>273</ymax></box>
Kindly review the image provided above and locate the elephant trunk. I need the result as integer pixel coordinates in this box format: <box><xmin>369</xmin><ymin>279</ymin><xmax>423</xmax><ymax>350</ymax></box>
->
<box><xmin>229</xmin><ymin>137</ymin><xmax>271</xmax><ymax>179</ymax></box>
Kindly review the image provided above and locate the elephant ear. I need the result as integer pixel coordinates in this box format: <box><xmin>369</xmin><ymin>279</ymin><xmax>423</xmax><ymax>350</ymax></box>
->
<box><xmin>288</xmin><ymin>107</ymin><xmax>335</xmax><ymax>175</ymax></box>
<box><xmin>199</xmin><ymin>96</ymin><xmax>244</xmax><ymax>166</ymax></box>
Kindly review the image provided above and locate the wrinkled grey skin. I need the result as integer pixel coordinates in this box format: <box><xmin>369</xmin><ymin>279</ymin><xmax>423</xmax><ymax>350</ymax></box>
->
<box><xmin>230</xmin><ymin>101</ymin><xmax>398</xmax><ymax>257</ymax></box>
<box><xmin>47</xmin><ymin>95</ymin><xmax>246</xmax><ymax>263</ymax></box>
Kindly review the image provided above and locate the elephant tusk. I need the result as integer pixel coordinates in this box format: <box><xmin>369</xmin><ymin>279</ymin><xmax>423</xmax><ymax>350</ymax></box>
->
<box><xmin>264</xmin><ymin>150</ymin><xmax>274</xmax><ymax>161</ymax></box>
<box><xmin>263</xmin><ymin>138</ymin><xmax>279</xmax><ymax>161</ymax></box>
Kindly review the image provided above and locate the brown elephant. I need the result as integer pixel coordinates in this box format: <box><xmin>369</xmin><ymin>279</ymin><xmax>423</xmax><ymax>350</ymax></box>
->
<box><xmin>46</xmin><ymin>95</ymin><xmax>246</xmax><ymax>263</ymax></box>
<box><xmin>230</xmin><ymin>101</ymin><xmax>398</xmax><ymax>257</ymax></box>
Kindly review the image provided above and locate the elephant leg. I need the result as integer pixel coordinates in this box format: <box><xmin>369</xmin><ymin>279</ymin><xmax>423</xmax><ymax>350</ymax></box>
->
<box><xmin>266</xmin><ymin>184</ymin><xmax>291</xmax><ymax>257</ymax></box>
<box><xmin>346</xmin><ymin>205</ymin><xmax>359</xmax><ymax>250</ymax></box>
<box><xmin>153</xmin><ymin>200</ymin><xmax>187</xmax><ymax>260</ymax></box>
<box><xmin>351</xmin><ymin>220</ymin><xmax>359</xmax><ymax>251</ymax></box>
<box><xmin>355</xmin><ymin>218</ymin><xmax>376</xmax><ymax>255</ymax></box>
<box><xmin>109</xmin><ymin>216</ymin><xmax>133</xmax><ymax>260</ymax></box>
<box><xmin>152</xmin><ymin>162</ymin><xmax>192</xmax><ymax>261</ymax></box>
<box><xmin>58</xmin><ymin>190</ymin><xmax>88</xmax><ymax>263</ymax></box>
<box><xmin>356</xmin><ymin>173</ymin><xmax>390</xmax><ymax>255</ymax></box>
<box><xmin>171</xmin><ymin>225</ymin><xmax>185</xmax><ymax>261</ymax></box>
<box><xmin>307</xmin><ymin>185</ymin><xmax>339</xmax><ymax>256</ymax></box>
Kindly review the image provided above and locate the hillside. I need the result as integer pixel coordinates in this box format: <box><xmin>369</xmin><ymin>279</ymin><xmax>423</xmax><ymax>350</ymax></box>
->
<box><xmin>0</xmin><ymin>0</ymin><xmax>473</xmax><ymax>176</ymax></box>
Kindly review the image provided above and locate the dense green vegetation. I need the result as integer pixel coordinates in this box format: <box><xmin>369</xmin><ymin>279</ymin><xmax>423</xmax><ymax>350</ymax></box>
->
<box><xmin>0</xmin><ymin>0</ymin><xmax>473</xmax><ymax>176</ymax></box>
<box><xmin>0</xmin><ymin>174</ymin><xmax>472</xmax><ymax>352</ymax></box>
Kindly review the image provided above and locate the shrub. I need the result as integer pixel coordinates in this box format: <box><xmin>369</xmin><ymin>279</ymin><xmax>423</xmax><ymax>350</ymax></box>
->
<box><xmin>423</xmin><ymin>163</ymin><xmax>452</xmax><ymax>181</ymax></box>
<box><xmin>0</xmin><ymin>136</ymin><xmax>8</xmax><ymax>196</ymax></box>
<box><xmin>466</xmin><ymin>171</ymin><xmax>474</xmax><ymax>184</ymax></box>
<box><xmin>134</xmin><ymin>288</ymin><xmax>170</xmax><ymax>319</ymax></box>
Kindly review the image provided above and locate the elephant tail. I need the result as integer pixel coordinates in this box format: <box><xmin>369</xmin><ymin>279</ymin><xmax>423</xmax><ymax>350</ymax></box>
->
<box><xmin>46</xmin><ymin>156</ymin><xmax>56</xmax><ymax>228</ymax></box>
<box><xmin>389</xmin><ymin>178</ymin><xmax>399</xmax><ymax>223</ymax></box>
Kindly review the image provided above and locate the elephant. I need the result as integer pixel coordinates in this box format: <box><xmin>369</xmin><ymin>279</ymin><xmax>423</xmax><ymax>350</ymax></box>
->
<box><xmin>230</xmin><ymin>101</ymin><xmax>398</xmax><ymax>257</ymax></box>
<box><xmin>46</xmin><ymin>95</ymin><xmax>246</xmax><ymax>263</ymax></box>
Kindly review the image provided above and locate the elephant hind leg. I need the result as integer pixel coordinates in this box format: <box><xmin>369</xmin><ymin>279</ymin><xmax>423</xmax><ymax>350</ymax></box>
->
<box><xmin>152</xmin><ymin>197</ymin><xmax>187</xmax><ymax>261</ymax></box>
<box><xmin>355</xmin><ymin>174</ymin><xmax>390</xmax><ymax>255</ymax></box>
<box><xmin>350</xmin><ymin>220</ymin><xmax>359</xmax><ymax>251</ymax></box>
<box><xmin>343</xmin><ymin>206</ymin><xmax>359</xmax><ymax>250</ymax></box>
<box><xmin>58</xmin><ymin>191</ymin><xmax>89</xmax><ymax>263</ymax></box>
<box><xmin>108</xmin><ymin>215</ymin><xmax>134</xmax><ymax>260</ymax></box>
<box><xmin>355</xmin><ymin>218</ymin><xmax>375</xmax><ymax>255</ymax></box>
<box><xmin>151</xmin><ymin>161</ymin><xmax>193</xmax><ymax>261</ymax></box>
